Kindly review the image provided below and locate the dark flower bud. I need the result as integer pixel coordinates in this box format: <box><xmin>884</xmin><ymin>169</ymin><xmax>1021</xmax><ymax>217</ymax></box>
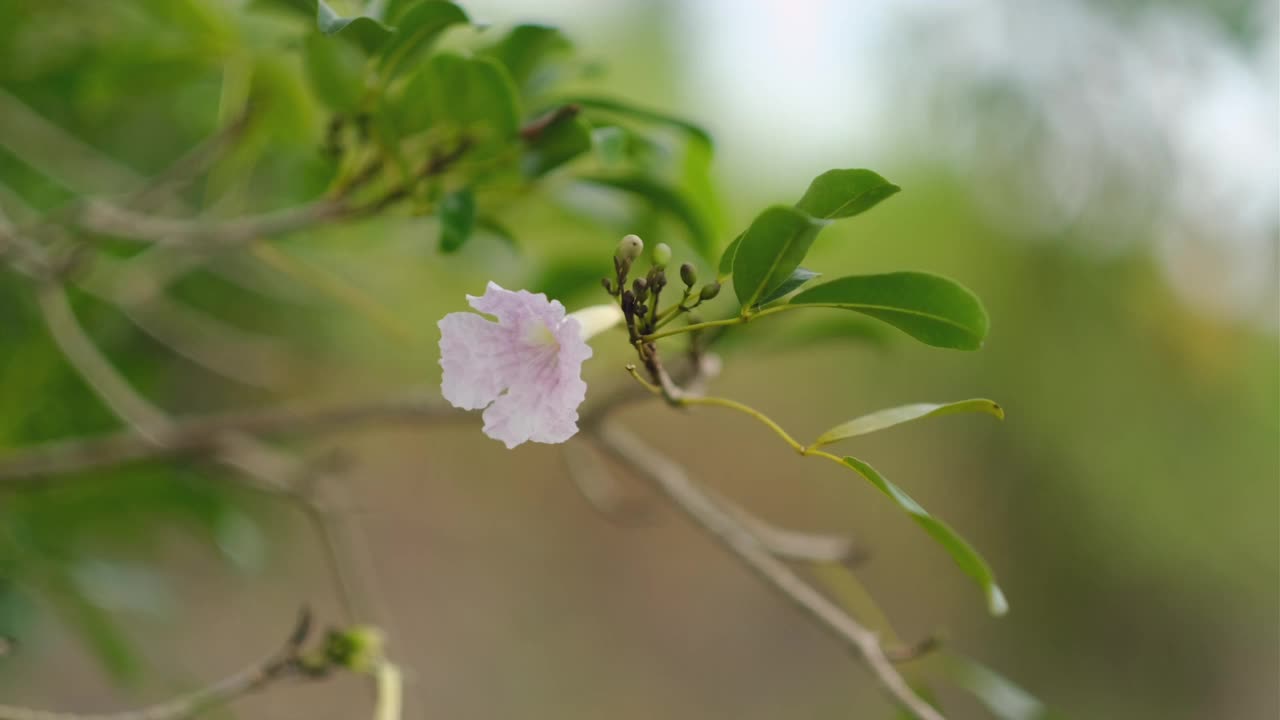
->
<box><xmin>621</xmin><ymin>289</ymin><xmax>636</xmax><ymax>313</ymax></box>
<box><xmin>631</xmin><ymin>278</ymin><xmax>649</xmax><ymax>302</ymax></box>
<box><xmin>601</xmin><ymin>277</ymin><xmax>615</xmax><ymax>294</ymax></box>
<box><xmin>650</xmin><ymin>269</ymin><xmax>667</xmax><ymax>292</ymax></box>
<box><xmin>699</xmin><ymin>282</ymin><xmax>721</xmax><ymax>301</ymax></box>
<box><xmin>680</xmin><ymin>263</ymin><xmax>697</xmax><ymax>288</ymax></box>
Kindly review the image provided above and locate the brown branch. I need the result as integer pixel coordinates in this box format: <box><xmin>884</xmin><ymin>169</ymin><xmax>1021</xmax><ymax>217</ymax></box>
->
<box><xmin>75</xmin><ymin>199</ymin><xmax>350</xmax><ymax>250</ymax></box>
<box><xmin>0</xmin><ymin>395</ymin><xmax>461</xmax><ymax>484</ymax></box>
<box><xmin>0</xmin><ymin>609</ymin><xmax>315</xmax><ymax>720</ymax></box>
<box><xmin>592</xmin><ymin>422</ymin><xmax>944</xmax><ymax>720</ymax></box>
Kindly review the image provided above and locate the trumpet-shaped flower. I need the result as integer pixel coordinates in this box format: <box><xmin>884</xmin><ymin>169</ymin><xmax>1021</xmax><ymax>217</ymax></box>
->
<box><xmin>438</xmin><ymin>282</ymin><xmax>618</xmax><ymax>448</ymax></box>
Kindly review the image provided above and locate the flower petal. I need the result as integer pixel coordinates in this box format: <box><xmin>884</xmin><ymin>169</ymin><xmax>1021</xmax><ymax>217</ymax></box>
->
<box><xmin>438</xmin><ymin>311</ymin><xmax>514</xmax><ymax>410</ymax></box>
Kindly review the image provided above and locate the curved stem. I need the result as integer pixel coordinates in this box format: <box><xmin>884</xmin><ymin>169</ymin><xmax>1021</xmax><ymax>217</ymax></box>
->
<box><xmin>641</xmin><ymin>304</ymin><xmax>795</xmax><ymax>342</ymax></box>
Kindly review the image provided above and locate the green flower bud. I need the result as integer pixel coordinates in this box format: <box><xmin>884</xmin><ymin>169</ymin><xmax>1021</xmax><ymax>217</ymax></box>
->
<box><xmin>324</xmin><ymin>625</ymin><xmax>385</xmax><ymax>674</ymax></box>
<box><xmin>652</xmin><ymin>242</ymin><xmax>672</xmax><ymax>268</ymax></box>
<box><xmin>699</xmin><ymin>282</ymin><xmax>721</xmax><ymax>301</ymax></box>
<box><xmin>615</xmin><ymin>234</ymin><xmax>644</xmax><ymax>262</ymax></box>
<box><xmin>680</xmin><ymin>263</ymin><xmax>697</xmax><ymax>288</ymax></box>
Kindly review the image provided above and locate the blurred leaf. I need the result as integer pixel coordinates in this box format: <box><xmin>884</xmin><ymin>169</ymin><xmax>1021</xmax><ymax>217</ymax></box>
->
<box><xmin>788</xmin><ymin>272</ymin><xmax>989</xmax><ymax>350</ymax></box>
<box><xmin>476</xmin><ymin>215</ymin><xmax>516</xmax><ymax>248</ymax></box>
<box><xmin>841</xmin><ymin>456</ymin><xmax>1007</xmax><ymax>616</ymax></box>
<box><xmin>482</xmin><ymin>24</ymin><xmax>571</xmax><ymax>94</ymax></box>
<box><xmin>375</xmin><ymin>1</ymin><xmax>468</xmax><ymax>79</ymax></box>
<box><xmin>592</xmin><ymin>126</ymin><xmax>627</xmax><ymax>167</ymax></box>
<box><xmin>756</xmin><ymin>267</ymin><xmax>819</xmax><ymax>307</ymax></box>
<box><xmin>577</xmin><ymin>173</ymin><xmax>714</xmax><ymax>260</ymax></box>
<box><xmin>812</xmin><ymin>399</ymin><xmax>1004</xmax><ymax>449</ymax></box>
<box><xmin>796</xmin><ymin>168</ymin><xmax>900</xmax><ymax>219</ymax></box>
<box><xmin>302</xmin><ymin>33</ymin><xmax>366</xmax><ymax>110</ymax></box>
<box><xmin>522</xmin><ymin>116</ymin><xmax>592</xmax><ymax>177</ymax></box>
<box><xmin>564</xmin><ymin>94</ymin><xmax>713</xmax><ymax>147</ymax></box>
<box><xmin>530</xmin><ymin>258</ymin><xmax>607</xmax><ymax>304</ymax></box>
<box><xmin>939</xmin><ymin>652</ymin><xmax>1064</xmax><ymax>719</ymax></box>
<box><xmin>438</xmin><ymin>187</ymin><xmax>475</xmax><ymax>253</ymax></box>
<box><xmin>392</xmin><ymin>53</ymin><xmax>520</xmax><ymax>140</ymax></box>
<box><xmin>717</xmin><ymin>232</ymin><xmax>741</xmax><ymax>279</ymax></box>
<box><xmin>731</xmin><ymin>205</ymin><xmax>827</xmax><ymax>308</ymax></box>
<box><xmin>52</xmin><ymin>582</ymin><xmax>142</xmax><ymax>684</ymax></box>
<box><xmin>316</xmin><ymin>0</ymin><xmax>394</xmax><ymax>54</ymax></box>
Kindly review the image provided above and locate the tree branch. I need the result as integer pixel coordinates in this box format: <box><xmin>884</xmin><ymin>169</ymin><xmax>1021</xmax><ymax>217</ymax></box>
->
<box><xmin>0</xmin><ymin>609</ymin><xmax>316</xmax><ymax>720</ymax></box>
<box><xmin>591</xmin><ymin>422</ymin><xmax>944</xmax><ymax>720</ymax></box>
<box><xmin>0</xmin><ymin>395</ymin><xmax>461</xmax><ymax>483</ymax></box>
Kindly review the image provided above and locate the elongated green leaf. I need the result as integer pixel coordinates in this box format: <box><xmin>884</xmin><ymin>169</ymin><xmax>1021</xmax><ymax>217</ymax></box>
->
<box><xmin>796</xmin><ymin>168</ymin><xmax>900</xmax><ymax>219</ymax></box>
<box><xmin>940</xmin><ymin>653</ymin><xmax>1064</xmax><ymax>719</ymax></box>
<box><xmin>577</xmin><ymin>174</ymin><xmax>714</xmax><ymax>259</ymax></box>
<box><xmin>483</xmin><ymin>25</ymin><xmax>571</xmax><ymax>93</ymax></box>
<box><xmin>317</xmin><ymin>1</ymin><xmax>394</xmax><ymax>54</ymax></box>
<box><xmin>438</xmin><ymin>188</ymin><xmax>475</xmax><ymax>253</ymax></box>
<box><xmin>756</xmin><ymin>268</ymin><xmax>819</xmax><ymax>307</ymax></box>
<box><xmin>522</xmin><ymin>117</ymin><xmax>592</xmax><ymax>177</ymax></box>
<box><xmin>788</xmin><ymin>272</ymin><xmax>988</xmax><ymax>350</ymax></box>
<box><xmin>812</xmin><ymin>399</ymin><xmax>1004</xmax><ymax>449</ymax></box>
<box><xmin>841</xmin><ymin>456</ymin><xmax>1007</xmax><ymax>616</ymax></box>
<box><xmin>375</xmin><ymin>1</ymin><xmax>468</xmax><ymax>79</ymax></box>
<box><xmin>717</xmin><ymin>232</ymin><xmax>742</xmax><ymax>279</ymax></box>
<box><xmin>563</xmin><ymin>94</ymin><xmax>713</xmax><ymax>146</ymax></box>
<box><xmin>302</xmin><ymin>33</ymin><xmax>366</xmax><ymax>110</ymax></box>
<box><xmin>731</xmin><ymin>205</ymin><xmax>827</xmax><ymax>308</ymax></box>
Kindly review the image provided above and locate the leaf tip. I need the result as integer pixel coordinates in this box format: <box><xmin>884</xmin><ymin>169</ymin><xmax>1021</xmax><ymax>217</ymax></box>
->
<box><xmin>987</xmin><ymin>585</ymin><xmax>1009</xmax><ymax>616</ymax></box>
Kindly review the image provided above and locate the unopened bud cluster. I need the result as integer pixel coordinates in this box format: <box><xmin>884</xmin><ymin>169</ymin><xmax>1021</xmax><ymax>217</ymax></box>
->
<box><xmin>602</xmin><ymin>234</ymin><xmax>721</xmax><ymax>342</ymax></box>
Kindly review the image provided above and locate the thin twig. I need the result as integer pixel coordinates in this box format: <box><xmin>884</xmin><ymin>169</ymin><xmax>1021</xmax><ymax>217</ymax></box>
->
<box><xmin>38</xmin><ymin>285</ymin><xmax>170</xmax><ymax>441</ymax></box>
<box><xmin>0</xmin><ymin>609</ymin><xmax>315</xmax><ymax>720</ymax></box>
<box><xmin>706</xmin><ymin>487</ymin><xmax>862</xmax><ymax>565</ymax></box>
<box><xmin>75</xmin><ymin>199</ymin><xmax>349</xmax><ymax>249</ymax></box>
<box><xmin>0</xmin><ymin>395</ymin><xmax>461</xmax><ymax>483</ymax></box>
<box><xmin>592</xmin><ymin>422</ymin><xmax>944</xmax><ymax>720</ymax></box>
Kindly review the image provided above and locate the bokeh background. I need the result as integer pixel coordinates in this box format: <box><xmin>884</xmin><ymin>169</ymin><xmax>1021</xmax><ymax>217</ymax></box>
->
<box><xmin>0</xmin><ymin>0</ymin><xmax>1276</xmax><ymax>718</ymax></box>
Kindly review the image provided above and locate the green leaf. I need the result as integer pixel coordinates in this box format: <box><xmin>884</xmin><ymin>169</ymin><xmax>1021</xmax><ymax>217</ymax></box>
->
<box><xmin>392</xmin><ymin>53</ymin><xmax>521</xmax><ymax>140</ymax></box>
<box><xmin>731</xmin><ymin>205</ymin><xmax>827</xmax><ymax>308</ymax></box>
<box><xmin>375</xmin><ymin>1</ymin><xmax>468</xmax><ymax>79</ymax></box>
<box><xmin>939</xmin><ymin>653</ymin><xmax>1064</xmax><ymax>719</ymax></box>
<box><xmin>563</xmin><ymin>94</ymin><xmax>713</xmax><ymax>147</ymax></box>
<box><xmin>788</xmin><ymin>272</ymin><xmax>989</xmax><ymax>350</ymax></box>
<box><xmin>592</xmin><ymin>126</ymin><xmax>628</xmax><ymax>166</ymax></box>
<box><xmin>482</xmin><ymin>25</ymin><xmax>571</xmax><ymax>93</ymax></box>
<box><xmin>577</xmin><ymin>174</ymin><xmax>714</xmax><ymax>260</ymax></box>
<box><xmin>841</xmin><ymin>456</ymin><xmax>1007</xmax><ymax>616</ymax></box>
<box><xmin>811</xmin><ymin>399</ymin><xmax>1004</xmax><ymax>449</ymax></box>
<box><xmin>522</xmin><ymin>116</ymin><xmax>592</xmax><ymax>177</ymax></box>
<box><xmin>795</xmin><ymin>168</ymin><xmax>900</xmax><ymax>219</ymax></box>
<box><xmin>476</xmin><ymin>215</ymin><xmax>516</xmax><ymax>248</ymax></box>
<box><xmin>717</xmin><ymin>232</ymin><xmax>742</xmax><ymax>279</ymax></box>
<box><xmin>438</xmin><ymin>188</ymin><xmax>475</xmax><ymax>253</ymax></box>
<box><xmin>316</xmin><ymin>0</ymin><xmax>394</xmax><ymax>54</ymax></box>
<box><xmin>302</xmin><ymin>33</ymin><xmax>367</xmax><ymax>110</ymax></box>
<box><xmin>756</xmin><ymin>267</ymin><xmax>819</xmax><ymax>307</ymax></box>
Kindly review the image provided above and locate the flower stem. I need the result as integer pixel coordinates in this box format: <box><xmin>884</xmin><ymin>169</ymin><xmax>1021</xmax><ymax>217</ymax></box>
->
<box><xmin>641</xmin><ymin>304</ymin><xmax>797</xmax><ymax>341</ymax></box>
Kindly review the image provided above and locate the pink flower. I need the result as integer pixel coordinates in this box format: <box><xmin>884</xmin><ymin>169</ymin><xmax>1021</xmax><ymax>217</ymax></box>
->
<box><xmin>438</xmin><ymin>282</ymin><xmax>618</xmax><ymax>448</ymax></box>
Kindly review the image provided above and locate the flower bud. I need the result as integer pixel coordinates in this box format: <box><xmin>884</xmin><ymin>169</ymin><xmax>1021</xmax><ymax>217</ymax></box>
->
<box><xmin>652</xmin><ymin>242</ymin><xmax>672</xmax><ymax>268</ymax></box>
<box><xmin>699</xmin><ymin>282</ymin><xmax>721</xmax><ymax>301</ymax></box>
<box><xmin>615</xmin><ymin>234</ymin><xmax>644</xmax><ymax>262</ymax></box>
<box><xmin>631</xmin><ymin>278</ymin><xmax>648</xmax><ymax>302</ymax></box>
<box><xmin>680</xmin><ymin>263</ymin><xmax>697</xmax><ymax>288</ymax></box>
<box><xmin>601</xmin><ymin>277</ymin><xmax>615</xmax><ymax>294</ymax></box>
